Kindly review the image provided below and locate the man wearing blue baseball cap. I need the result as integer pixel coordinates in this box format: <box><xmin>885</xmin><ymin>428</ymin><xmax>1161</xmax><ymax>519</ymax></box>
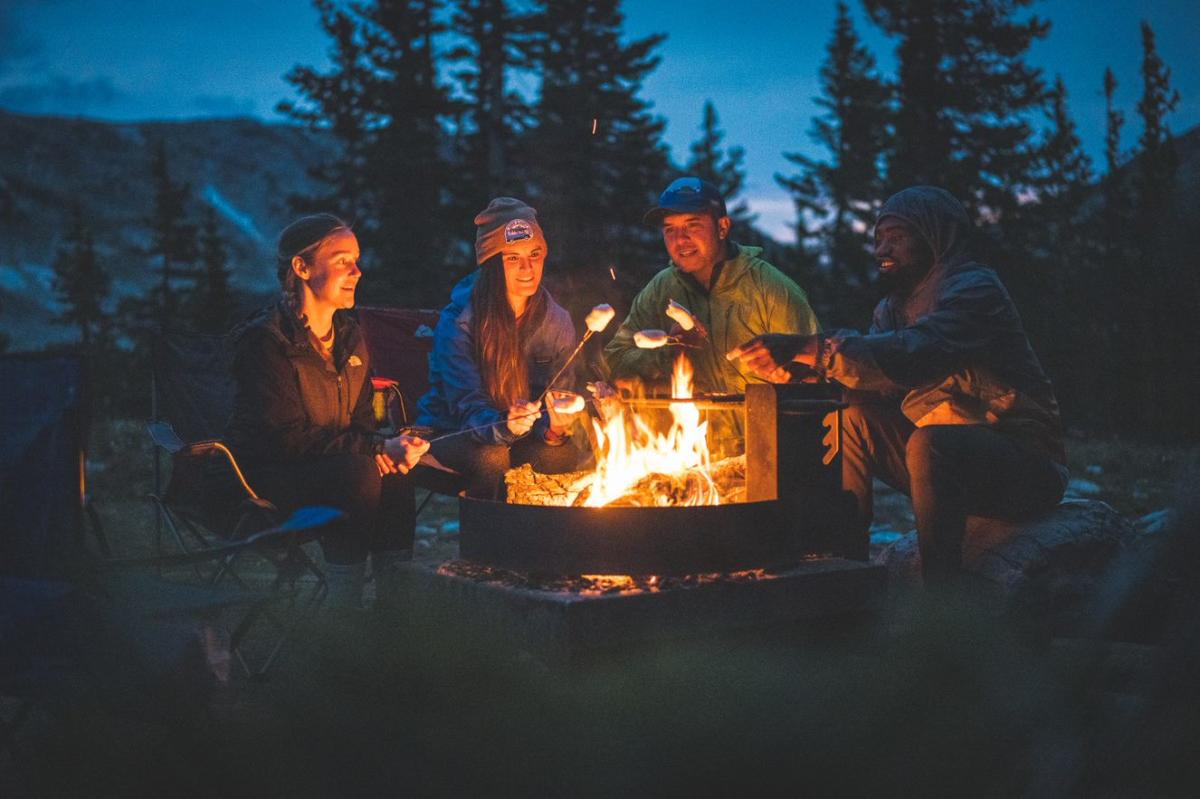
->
<box><xmin>604</xmin><ymin>177</ymin><xmax>819</xmax><ymax>401</ymax></box>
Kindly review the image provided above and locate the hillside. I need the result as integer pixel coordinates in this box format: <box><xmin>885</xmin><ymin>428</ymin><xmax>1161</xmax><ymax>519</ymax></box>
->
<box><xmin>0</xmin><ymin>111</ymin><xmax>336</xmax><ymax>346</ymax></box>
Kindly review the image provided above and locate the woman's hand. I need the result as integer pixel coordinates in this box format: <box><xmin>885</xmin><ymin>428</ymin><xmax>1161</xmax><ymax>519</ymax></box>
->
<box><xmin>382</xmin><ymin>433</ymin><xmax>430</xmax><ymax>475</ymax></box>
<box><xmin>506</xmin><ymin>399</ymin><xmax>541</xmax><ymax>436</ymax></box>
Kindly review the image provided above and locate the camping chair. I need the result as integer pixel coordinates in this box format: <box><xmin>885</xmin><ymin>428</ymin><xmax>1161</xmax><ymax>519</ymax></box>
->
<box><xmin>356</xmin><ymin>306</ymin><xmax>468</xmax><ymax>510</ymax></box>
<box><xmin>147</xmin><ymin>330</ymin><xmax>328</xmax><ymax>675</ymax></box>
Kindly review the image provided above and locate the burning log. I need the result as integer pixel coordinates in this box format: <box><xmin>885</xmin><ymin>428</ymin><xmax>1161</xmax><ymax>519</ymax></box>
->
<box><xmin>504</xmin><ymin>455</ymin><xmax>746</xmax><ymax>507</ymax></box>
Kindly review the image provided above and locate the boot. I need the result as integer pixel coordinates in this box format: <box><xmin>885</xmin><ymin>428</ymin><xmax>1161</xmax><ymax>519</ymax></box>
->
<box><xmin>323</xmin><ymin>559</ymin><xmax>367</xmax><ymax>611</ymax></box>
<box><xmin>371</xmin><ymin>549</ymin><xmax>413</xmax><ymax>612</ymax></box>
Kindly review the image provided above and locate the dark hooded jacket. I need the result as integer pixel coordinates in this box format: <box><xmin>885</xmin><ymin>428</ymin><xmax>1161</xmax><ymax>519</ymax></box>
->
<box><xmin>225</xmin><ymin>301</ymin><xmax>380</xmax><ymax>465</ymax></box>
<box><xmin>815</xmin><ymin>186</ymin><xmax>1067</xmax><ymax>467</ymax></box>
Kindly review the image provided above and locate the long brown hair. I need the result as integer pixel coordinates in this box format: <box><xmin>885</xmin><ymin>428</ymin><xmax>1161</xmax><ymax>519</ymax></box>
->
<box><xmin>471</xmin><ymin>254</ymin><xmax>547</xmax><ymax>409</ymax></box>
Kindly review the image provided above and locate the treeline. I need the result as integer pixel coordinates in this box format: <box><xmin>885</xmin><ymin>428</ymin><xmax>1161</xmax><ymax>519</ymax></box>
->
<box><xmin>781</xmin><ymin>1</ymin><xmax>1193</xmax><ymax>438</ymax></box>
<box><xmin>44</xmin><ymin>0</ymin><xmax>1193</xmax><ymax>439</ymax></box>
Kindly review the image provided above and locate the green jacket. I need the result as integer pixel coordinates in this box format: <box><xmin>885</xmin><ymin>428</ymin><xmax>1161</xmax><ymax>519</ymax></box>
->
<box><xmin>604</xmin><ymin>244</ymin><xmax>820</xmax><ymax>395</ymax></box>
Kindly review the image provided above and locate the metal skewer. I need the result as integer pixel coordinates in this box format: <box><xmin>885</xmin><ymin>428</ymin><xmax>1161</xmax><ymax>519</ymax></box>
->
<box><xmin>534</xmin><ymin>329</ymin><xmax>595</xmax><ymax>406</ymax></box>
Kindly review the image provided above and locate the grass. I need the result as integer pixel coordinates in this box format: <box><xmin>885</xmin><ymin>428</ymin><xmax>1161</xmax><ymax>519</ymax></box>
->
<box><xmin>6</xmin><ymin>417</ymin><xmax>1197</xmax><ymax>795</ymax></box>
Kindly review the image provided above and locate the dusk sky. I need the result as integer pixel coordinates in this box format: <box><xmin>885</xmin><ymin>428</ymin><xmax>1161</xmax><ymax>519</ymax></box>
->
<box><xmin>2</xmin><ymin>0</ymin><xmax>1196</xmax><ymax>240</ymax></box>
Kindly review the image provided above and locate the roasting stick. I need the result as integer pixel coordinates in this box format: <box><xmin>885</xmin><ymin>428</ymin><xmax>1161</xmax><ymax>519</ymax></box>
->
<box><xmin>424</xmin><ymin>407</ymin><xmax>546</xmax><ymax>444</ymax></box>
<box><xmin>424</xmin><ymin>392</ymin><xmax>601</xmax><ymax>445</ymax></box>
<box><xmin>533</xmin><ymin>304</ymin><xmax>616</xmax><ymax>406</ymax></box>
<box><xmin>429</xmin><ymin>305</ymin><xmax>616</xmax><ymax>445</ymax></box>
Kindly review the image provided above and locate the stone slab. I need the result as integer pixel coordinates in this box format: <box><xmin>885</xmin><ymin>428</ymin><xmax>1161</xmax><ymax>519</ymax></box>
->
<box><xmin>404</xmin><ymin>558</ymin><xmax>885</xmax><ymax>664</ymax></box>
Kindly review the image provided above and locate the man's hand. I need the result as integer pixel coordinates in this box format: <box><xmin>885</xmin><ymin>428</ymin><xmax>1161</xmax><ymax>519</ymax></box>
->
<box><xmin>727</xmin><ymin>334</ymin><xmax>818</xmax><ymax>380</ymax></box>
<box><xmin>668</xmin><ymin>318</ymin><xmax>708</xmax><ymax>349</ymax></box>
<box><xmin>506</xmin><ymin>399</ymin><xmax>541</xmax><ymax>436</ymax></box>
<box><xmin>586</xmin><ymin>381</ymin><xmax>622</xmax><ymax>422</ymax></box>
<box><xmin>383</xmin><ymin>433</ymin><xmax>430</xmax><ymax>474</ymax></box>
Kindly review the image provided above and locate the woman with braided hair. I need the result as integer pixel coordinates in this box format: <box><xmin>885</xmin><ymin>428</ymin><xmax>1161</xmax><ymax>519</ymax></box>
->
<box><xmin>226</xmin><ymin>213</ymin><xmax>428</xmax><ymax>609</ymax></box>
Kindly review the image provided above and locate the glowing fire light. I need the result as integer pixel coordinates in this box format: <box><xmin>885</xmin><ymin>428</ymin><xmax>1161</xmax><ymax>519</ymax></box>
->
<box><xmin>582</xmin><ymin>354</ymin><xmax>719</xmax><ymax>507</ymax></box>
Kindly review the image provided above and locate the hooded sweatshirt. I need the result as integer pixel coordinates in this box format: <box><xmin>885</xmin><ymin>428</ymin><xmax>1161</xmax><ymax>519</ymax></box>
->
<box><xmin>415</xmin><ymin>270</ymin><xmax>576</xmax><ymax>445</ymax></box>
<box><xmin>815</xmin><ymin>186</ymin><xmax>1067</xmax><ymax>466</ymax></box>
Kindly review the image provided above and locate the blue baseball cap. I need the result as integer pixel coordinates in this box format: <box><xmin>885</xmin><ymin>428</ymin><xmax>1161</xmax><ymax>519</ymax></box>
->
<box><xmin>643</xmin><ymin>177</ymin><xmax>728</xmax><ymax>224</ymax></box>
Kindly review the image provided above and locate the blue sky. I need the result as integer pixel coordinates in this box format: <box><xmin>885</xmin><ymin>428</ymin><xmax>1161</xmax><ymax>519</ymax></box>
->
<box><xmin>2</xmin><ymin>0</ymin><xmax>1196</xmax><ymax>240</ymax></box>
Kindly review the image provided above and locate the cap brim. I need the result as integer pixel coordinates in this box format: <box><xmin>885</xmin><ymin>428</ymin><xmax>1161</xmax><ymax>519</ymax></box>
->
<box><xmin>643</xmin><ymin>206</ymin><xmax>671</xmax><ymax>225</ymax></box>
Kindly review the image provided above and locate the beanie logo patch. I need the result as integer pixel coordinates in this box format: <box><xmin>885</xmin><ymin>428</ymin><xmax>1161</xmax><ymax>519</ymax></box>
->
<box><xmin>504</xmin><ymin>219</ymin><xmax>534</xmax><ymax>243</ymax></box>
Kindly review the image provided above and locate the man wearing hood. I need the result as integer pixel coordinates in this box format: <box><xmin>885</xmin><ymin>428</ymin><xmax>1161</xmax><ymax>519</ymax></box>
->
<box><xmin>730</xmin><ymin>186</ymin><xmax>1068</xmax><ymax>583</ymax></box>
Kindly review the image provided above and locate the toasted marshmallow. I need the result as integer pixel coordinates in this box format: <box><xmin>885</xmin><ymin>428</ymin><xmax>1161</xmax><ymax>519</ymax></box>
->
<box><xmin>585</xmin><ymin>303</ymin><xmax>616</xmax><ymax>333</ymax></box>
<box><xmin>665</xmin><ymin>299</ymin><xmax>696</xmax><ymax>331</ymax></box>
<box><xmin>549</xmin><ymin>392</ymin><xmax>586</xmax><ymax>414</ymax></box>
<box><xmin>633</xmin><ymin>329</ymin><xmax>670</xmax><ymax>349</ymax></box>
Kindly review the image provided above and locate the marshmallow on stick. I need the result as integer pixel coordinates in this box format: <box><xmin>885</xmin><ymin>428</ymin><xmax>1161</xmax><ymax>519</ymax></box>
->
<box><xmin>535</xmin><ymin>303</ymin><xmax>616</xmax><ymax>406</ymax></box>
<box><xmin>549</xmin><ymin>391</ymin><xmax>586</xmax><ymax>414</ymax></box>
<box><xmin>634</xmin><ymin>329</ymin><xmax>670</xmax><ymax>349</ymax></box>
<box><xmin>585</xmin><ymin>303</ymin><xmax>616</xmax><ymax>333</ymax></box>
<box><xmin>665</xmin><ymin>299</ymin><xmax>696</xmax><ymax>331</ymax></box>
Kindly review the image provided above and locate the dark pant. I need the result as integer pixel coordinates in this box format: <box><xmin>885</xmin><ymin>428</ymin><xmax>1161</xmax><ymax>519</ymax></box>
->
<box><xmin>245</xmin><ymin>453</ymin><xmax>415</xmax><ymax>565</ymax></box>
<box><xmin>430</xmin><ymin>431</ymin><xmax>583</xmax><ymax>499</ymax></box>
<box><xmin>841</xmin><ymin>401</ymin><xmax>1065</xmax><ymax>583</ymax></box>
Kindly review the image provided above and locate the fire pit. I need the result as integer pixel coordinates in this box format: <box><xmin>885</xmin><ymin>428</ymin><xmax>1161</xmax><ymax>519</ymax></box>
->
<box><xmin>409</xmin><ymin>361</ymin><xmax>883</xmax><ymax>665</ymax></box>
<box><xmin>459</xmin><ymin>495</ymin><xmax>796</xmax><ymax>575</ymax></box>
<box><xmin>458</xmin><ymin>357</ymin><xmax>859</xmax><ymax>574</ymax></box>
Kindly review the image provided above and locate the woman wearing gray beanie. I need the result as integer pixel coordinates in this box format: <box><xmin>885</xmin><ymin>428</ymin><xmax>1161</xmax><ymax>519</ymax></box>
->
<box><xmin>415</xmin><ymin>197</ymin><xmax>585</xmax><ymax>498</ymax></box>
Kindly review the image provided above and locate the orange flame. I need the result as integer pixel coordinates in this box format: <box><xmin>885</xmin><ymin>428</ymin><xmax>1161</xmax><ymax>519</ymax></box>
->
<box><xmin>581</xmin><ymin>354</ymin><xmax>719</xmax><ymax>506</ymax></box>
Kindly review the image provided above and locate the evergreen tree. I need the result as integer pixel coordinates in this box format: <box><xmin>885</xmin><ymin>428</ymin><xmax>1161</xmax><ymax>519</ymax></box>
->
<box><xmin>1131</xmin><ymin>21</ymin><xmax>1189</xmax><ymax>436</ymax></box>
<box><xmin>146</xmin><ymin>141</ymin><xmax>198</xmax><ymax>329</ymax></box>
<box><xmin>685</xmin><ymin>100</ymin><xmax>754</xmax><ymax>236</ymax></box>
<box><xmin>1022</xmin><ymin>76</ymin><xmax>1096</xmax><ymax>427</ymax></box>
<box><xmin>448</xmin><ymin>0</ymin><xmax>536</xmax><ymax>203</ymax></box>
<box><xmin>283</xmin><ymin>0</ymin><xmax>458</xmax><ymax>305</ymax></box>
<box><xmin>778</xmin><ymin>1</ymin><xmax>890</xmax><ymax>326</ymax></box>
<box><xmin>193</xmin><ymin>205</ymin><xmax>235</xmax><ymax>334</ymax></box>
<box><xmin>863</xmin><ymin>0</ymin><xmax>1048</xmax><ymax>222</ymax></box>
<box><xmin>52</xmin><ymin>203</ymin><xmax>111</xmax><ymax>350</ymax></box>
<box><xmin>280</xmin><ymin>0</ymin><xmax>380</xmax><ymax>224</ymax></box>
<box><xmin>525</xmin><ymin>0</ymin><xmax>671</xmax><ymax>294</ymax></box>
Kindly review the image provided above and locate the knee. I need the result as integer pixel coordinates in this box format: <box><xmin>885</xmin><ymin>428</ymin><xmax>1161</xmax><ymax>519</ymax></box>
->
<box><xmin>326</xmin><ymin>453</ymin><xmax>383</xmax><ymax>508</ymax></box>
<box><xmin>905</xmin><ymin>425</ymin><xmax>960</xmax><ymax>478</ymax></box>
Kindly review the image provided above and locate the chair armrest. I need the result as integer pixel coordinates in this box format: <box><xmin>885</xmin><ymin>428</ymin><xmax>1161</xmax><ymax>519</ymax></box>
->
<box><xmin>177</xmin><ymin>439</ymin><xmax>261</xmax><ymax>501</ymax></box>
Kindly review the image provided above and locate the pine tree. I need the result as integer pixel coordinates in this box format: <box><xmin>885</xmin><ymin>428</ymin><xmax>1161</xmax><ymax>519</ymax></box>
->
<box><xmin>863</xmin><ymin>0</ymin><xmax>1048</xmax><ymax>222</ymax></box>
<box><xmin>778</xmin><ymin>1</ymin><xmax>890</xmax><ymax>326</ymax></box>
<box><xmin>282</xmin><ymin>0</ymin><xmax>458</xmax><ymax>305</ymax></box>
<box><xmin>685</xmin><ymin>100</ymin><xmax>754</xmax><ymax>236</ymax></box>
<box><xmin>52</xmin><ymin>204</ymin><xmax>111</xmax><ymax>349</ymax></box>
<box><xmin>146</xmin><ymin>141</ymin><xmax>198</xmax><ymax>330</ymax></box>
<box><xmin>280</xmin><ymin>0</ymin><xmax>380</xmax><ymax>224</ymax></box>
<box><xmin>1021</xmin><ymin>76</ymin><xmax>1096</xmax><ymax>427</ymax></box>
<box><xmin>448</xmin><ymin>0</ymin><xmax>536</xmax><ymax>202</ymax></box>
<box><xmin>193</xmin><ymin>205</ymin><xmax>235</xmax><ymax>334</ymax></box>
<box><xmin>1131</xmin><ymin>21</ymin><xmax>1189</xmax><ymax>436</ymax></box>
<box><xmin>525</xmin><ymin>0</ymin><xmax>671</xmax><ymax>291</ymax></box>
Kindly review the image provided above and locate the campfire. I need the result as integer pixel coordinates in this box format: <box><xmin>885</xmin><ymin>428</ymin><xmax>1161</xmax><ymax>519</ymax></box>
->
<box><xmin>506</xmin><ymin>353</ymin><xmax>746</xmax><ymax>508</ymax></box>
